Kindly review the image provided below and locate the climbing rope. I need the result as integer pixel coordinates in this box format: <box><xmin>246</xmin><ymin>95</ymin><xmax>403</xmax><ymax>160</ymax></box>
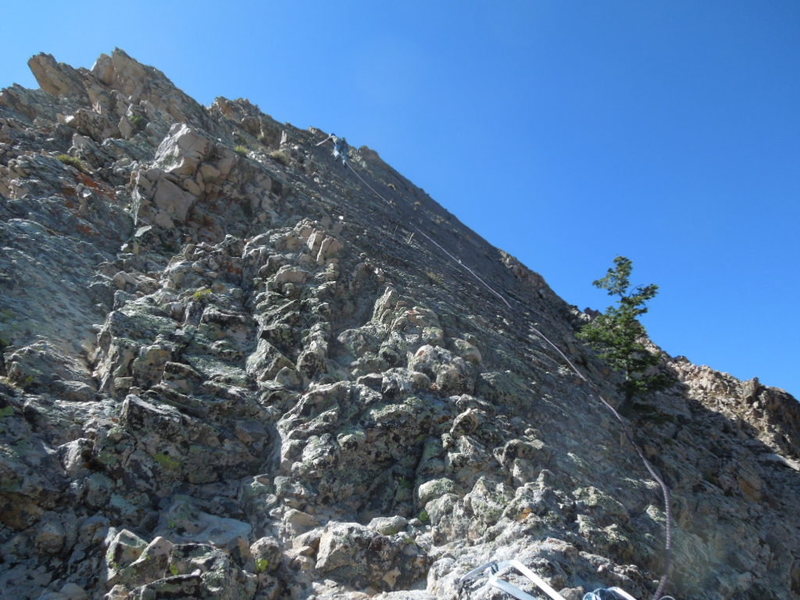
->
<box><xmin>526</xmin><ymin>321</ymin><xmax>674</xmax><ymax>600</ymax></box>
<box><xmin>326</xmin><ymin>139</ymin><xmax>674</xmax><ymax>600</ymax></box>
<box><xmin>460</xmin><ymin>560</ymin><xmax>568</xmax><ymax>600</ymax></box>
<box><xmin>344</xmin><ymin>160</ymin><xmax>512</xmax><ymax>309</ymax></box>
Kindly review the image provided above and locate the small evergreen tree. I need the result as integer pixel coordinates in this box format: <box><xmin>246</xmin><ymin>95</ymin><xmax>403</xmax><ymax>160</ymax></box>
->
<box><xmin>578</xmin><ymin>256</ymin><xmax>672</xmax><ymax>400</ymax></box>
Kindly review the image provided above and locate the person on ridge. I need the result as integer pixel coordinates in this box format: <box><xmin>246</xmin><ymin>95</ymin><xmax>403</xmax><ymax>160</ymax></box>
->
<box><xmin>316</xmin><ymin>133</ymin><xmax>349</xmax><ymax>165</ymax></box>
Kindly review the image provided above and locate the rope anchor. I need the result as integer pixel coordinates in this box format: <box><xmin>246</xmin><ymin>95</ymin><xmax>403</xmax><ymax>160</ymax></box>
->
<box><xmin>316</xmin><ymin>132</ymin><xmax>350</xmax><ymax>165</ymax></box>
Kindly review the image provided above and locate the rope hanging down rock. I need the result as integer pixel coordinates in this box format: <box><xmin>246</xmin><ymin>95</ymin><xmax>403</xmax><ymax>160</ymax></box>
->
<box><xmin>344</xmin><ymin>161</ymin><xmax>512</xmax><ymax>309</ymax></box>
<box><xmin>325</xmin><ymin>139</ymin><xmax>674</xmax><ymax>600</ymax></box>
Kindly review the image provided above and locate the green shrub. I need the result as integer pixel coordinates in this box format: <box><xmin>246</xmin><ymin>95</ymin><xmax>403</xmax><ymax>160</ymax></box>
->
<box><xmin>255</xmin><ymin>558</ymin><xmax>270</xmax><ymax>573</ymax></box>
<box><xmin>425</xmin><ymin>271</ymin><xmax>444</xmax><ymax>285</ymax></box>
<box><xmin>268</xmin><ymin>149</ymin><xmax>290</xmax><ymax>165</ymax></box>
<box><xmin>129</xmin><ymin>113</ymin><xmax>146</xmax><ymax>128</ymax></box>
<box><xmin>56</xmin><ymin>154</ymin><xmax>87</xmax><ymax>171</ymax></box>
<box><xmin>192</xmin><ymin>287</ymin><xmax>212</xmax><ymax>301</ymax></box>
<box><xmin>234</xmin><ymin>145</ymin><xmax>249</xmax><ymax>156</ymax></box>
<box><xmin>578</xmin><ymin>256</ymin><xmax>674</xmax><ymax>400</ymax></box>
<box><xmin>154</xmin><ymin>452</ymin><xmax>181</xmax><ymax>471</ymax></box>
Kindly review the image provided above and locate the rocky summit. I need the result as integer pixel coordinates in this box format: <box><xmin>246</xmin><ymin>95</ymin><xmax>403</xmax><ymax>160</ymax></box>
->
<box><xmin>0</xmin><ymin>50</ymin><xmax>798</xmax><ymax>600</ymax></box>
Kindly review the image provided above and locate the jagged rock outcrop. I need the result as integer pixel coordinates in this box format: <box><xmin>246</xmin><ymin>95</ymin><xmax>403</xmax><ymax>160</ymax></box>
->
<box><xmin>1</xmin><ymin>50</ymin><xmax>799</xmax><ymax>600</ymax></box>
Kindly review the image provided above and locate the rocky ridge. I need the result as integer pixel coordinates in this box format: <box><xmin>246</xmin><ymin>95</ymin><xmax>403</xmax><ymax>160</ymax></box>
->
<box><xmin>0</xmin><ymin>50</ymin><xmax>798</xmax><ymax>600</ymax></box>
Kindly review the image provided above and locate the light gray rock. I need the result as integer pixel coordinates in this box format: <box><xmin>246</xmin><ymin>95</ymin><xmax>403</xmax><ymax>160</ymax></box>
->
<box><xmin>35</xmin><ymin>514</ymin><xmax>66</xmax><ymax>555</ymax></box>
<box><xmin>368</xmin><ymin>515</ymin><xmax>409</xmax><ymax>536</ymax></box>
<box><xmin>60</xmin><ymin>582</ymin><xmax>89</xmax><ymax>600</ymax></box>
<box><xmin>155</xmin><ymin>497</ymin><xmax>252</xmax><ymax>550</ymax></box>
<box><xmin>2</xmin><ymin>48</ymin><xmax>799</xmax><ymax>600</ymax></box>
<box><xmin>28</xmin><ymin>53</ymin><xmax>89</xmax><ymax>101</ymax></box>
<box><xmin>316</xmin><ymin>521</ymin><xmax>430</xmax><ymax>592</ymax></box>
<box><xmin>58</xmin><ymin>438</ymin><xmax>93</xmax><ymax>477</ymax></box>
<box><xmin>154</xmin><ymin>123</ymin><xmax>212</xmax><ymax>176</ymax></box>
<box><xmin>105</xmin><ymin>528</ymin><xmax>148</xmax><ymax>584</ymax></box>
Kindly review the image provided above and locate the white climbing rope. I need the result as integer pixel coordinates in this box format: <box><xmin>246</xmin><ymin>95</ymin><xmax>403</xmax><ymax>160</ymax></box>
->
<box><xmin>527</xmin><ymin>320</ymin><xmax>673</xmax><ymax>600</ymax></box>
<box><xmin>460</xmin><ymin>560</ymin><xmax>568</xmax><ymax>600</ymax></box>
<box><xmin>327</xmin><ymin>138</ymin><xmax>675</xmax><ymax>600</ymax></box>
<box><xmin>459</xmin><ymin>559</ymin><xmax>673</xmax><ymax>600</ymax></box>
<box><xmin>344</xmin><ymin>160</ymin><xmax>512</xmax><ymax>309</ymax></box>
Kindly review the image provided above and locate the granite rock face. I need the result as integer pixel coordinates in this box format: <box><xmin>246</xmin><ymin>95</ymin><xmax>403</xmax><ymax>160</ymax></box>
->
<box><xmin>1</xmin><ymin>50</ymin><xmax>799</xmax><ymax>600</ymax></box>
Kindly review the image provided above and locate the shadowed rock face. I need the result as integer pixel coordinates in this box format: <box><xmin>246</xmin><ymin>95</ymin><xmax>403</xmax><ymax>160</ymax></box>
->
<box><xmin>1</xmin><ymin>50</ymin><xmax>798</xmax><ymax>600</ymax></box>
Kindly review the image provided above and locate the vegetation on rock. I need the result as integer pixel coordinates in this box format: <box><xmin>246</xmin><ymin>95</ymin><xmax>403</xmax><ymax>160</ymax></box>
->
<box><xmin>578</xmin><ymin>256</ymin><xmax>673</xmax><ymax>400</ymax></box>
<box><xmin>56</xmin><ymin>153</ymin><xmax>87</xmax><ymax>171</ymax></box>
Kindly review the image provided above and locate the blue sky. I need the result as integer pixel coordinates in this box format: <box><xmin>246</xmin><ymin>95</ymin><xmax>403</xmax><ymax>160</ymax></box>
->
<box><xmin>2</xmin><ymin>1</ymin><xmax>798</xmax><ymax>397</ymax></box>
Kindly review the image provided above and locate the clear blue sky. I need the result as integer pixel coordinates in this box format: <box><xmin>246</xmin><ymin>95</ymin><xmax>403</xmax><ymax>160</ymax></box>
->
<box><xmin>2</xmin><ymin>1</ymin><xmax>798</xmax><ymax>398</ymax></box>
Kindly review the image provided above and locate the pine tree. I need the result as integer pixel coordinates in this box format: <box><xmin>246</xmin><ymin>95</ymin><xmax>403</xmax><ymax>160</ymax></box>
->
<box><xmin>578</xmin><ymin>256</ymin><xmax>673</xmax><ymax>400</ymax></box>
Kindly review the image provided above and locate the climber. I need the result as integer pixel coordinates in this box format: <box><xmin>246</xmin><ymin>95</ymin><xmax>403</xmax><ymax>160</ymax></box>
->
<box><xmin>316</xmin><ymin>132</ymin><xmax>350</xmax><ymax>165</ymax></box>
